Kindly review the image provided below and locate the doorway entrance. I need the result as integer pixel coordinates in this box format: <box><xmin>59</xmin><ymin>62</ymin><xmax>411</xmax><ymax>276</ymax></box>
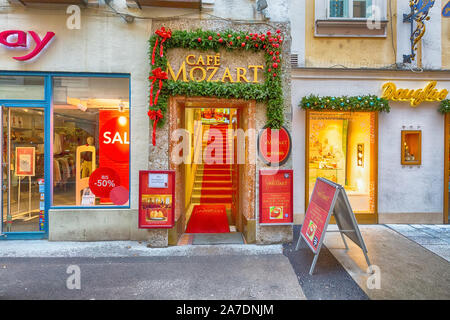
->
<box><xmin>184</xmin><ymin>107</ymin><xmax>238</xmax><ymax>238</ymax></box>
<box><xmin>169</xmin><ymin>97</ymin><xmax>256</xmax><ymax>245</ymax></box>
<box><xmin>2</xmin><ymin>106</ymin><xmax>45</xmax><ymax>233</ymax></box>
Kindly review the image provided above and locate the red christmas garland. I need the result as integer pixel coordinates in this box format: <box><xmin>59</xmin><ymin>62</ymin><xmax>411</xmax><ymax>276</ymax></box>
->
<box><xmin>148</xmin><ymin>109</ymin><xmax>163</xmax><ymax>146</ymax></box>
<box><xmin>151</xmin><ymin>27</ymin><xmax>171</xmax><ymax>66</ymax></box>
<box><xmin>148</xmin><ymin>27</ymin><xmax>285</xmax><ymax>147</ymax></box>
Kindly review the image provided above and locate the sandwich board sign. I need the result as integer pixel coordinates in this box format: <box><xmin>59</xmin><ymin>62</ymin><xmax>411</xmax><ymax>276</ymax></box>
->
<box><xmin>296</xmin><ymin>177</ymin><xmax>371</xmax><ymax>275</ymax></box>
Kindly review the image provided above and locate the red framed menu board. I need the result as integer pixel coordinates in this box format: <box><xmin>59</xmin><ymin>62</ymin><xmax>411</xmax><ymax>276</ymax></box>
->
<box><xmin>259</xmin><ymin>169</ymin><xmax>293</xmax><ymax>225</ymax></box>
<box><xmin>138</xmin><ymin>170</ymin><xmax>175</xmax><ymax>229</ymax></box>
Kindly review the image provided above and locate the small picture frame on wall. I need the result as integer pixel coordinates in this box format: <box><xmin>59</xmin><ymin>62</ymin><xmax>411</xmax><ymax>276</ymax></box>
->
<box><xmin>401</xmin><ymin>130</ymin><xmax>421</xmax><ymax>165</ymax></box>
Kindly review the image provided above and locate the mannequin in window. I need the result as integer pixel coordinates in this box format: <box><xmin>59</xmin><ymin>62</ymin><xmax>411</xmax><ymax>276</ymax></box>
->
<box><xmin>80</xmin><ymin>136</ymin><xmax>95</xmax><ymax>178</ymax></box>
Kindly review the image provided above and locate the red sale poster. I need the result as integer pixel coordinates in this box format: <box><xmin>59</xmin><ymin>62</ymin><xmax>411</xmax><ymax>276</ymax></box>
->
<box><xmin>259</xmin><ymin>170</ymin><xmax>293</xmax><ymax>225</ymax></box>
<box><xmin>99</xmin><ymin>110</ymin><xmax>129</xmax><ymax>204</ymax></box>
<box><xmin>301</xmin><ymin>178</ymin><xmax>338</xmax><ymax>253</ymax></box>
<box><xmin>139</xmin><ymin>170</ymin><xmax>175</xmax><ymax>229</ymax></box>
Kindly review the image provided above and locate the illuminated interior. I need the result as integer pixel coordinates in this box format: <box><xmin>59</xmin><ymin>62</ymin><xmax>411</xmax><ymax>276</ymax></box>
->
<box><xmin>52</xmin><ymin>77</ymin><xmax>130</xmax><ymax>207</ymax></box>
<box><xmin>308</xmin><ymin>111</ymin><xmax>376</xmax><ymax>213</ymax></box>
<box><xmin>184</xmin><ymin>108</ymin><xmax>239</xmax><ymax>233</ymax></box>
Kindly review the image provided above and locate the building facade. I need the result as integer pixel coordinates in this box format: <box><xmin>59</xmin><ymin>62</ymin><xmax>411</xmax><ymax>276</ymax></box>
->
<box><xmin>291</xmin><ymin>0</ymin><xmax>450</xmax><ymax>225</ymax></box>
<box><xmin>0</xmin><ymin>0</ymin><xmax>448</xmax><ymax>245</ymax></box>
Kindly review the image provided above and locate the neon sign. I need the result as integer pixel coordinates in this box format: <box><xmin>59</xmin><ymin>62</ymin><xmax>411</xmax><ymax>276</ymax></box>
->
<box><xmin>0</xmin><ymin>30</ymin><xmax>55</xmax><ymax>61</ymax></box>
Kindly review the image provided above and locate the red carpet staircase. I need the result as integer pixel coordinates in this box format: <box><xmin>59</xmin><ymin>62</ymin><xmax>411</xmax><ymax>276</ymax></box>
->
<box><xmin>191</xmin><ymin>124</ymin><xmax>233</xmax><ymax>207</ymax></box>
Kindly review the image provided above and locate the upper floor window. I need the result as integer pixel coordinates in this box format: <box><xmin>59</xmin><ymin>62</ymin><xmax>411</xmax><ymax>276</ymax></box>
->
<box><xmin>329</xmin><ymin>0</ymin><xmax>373</xmax><ymax>19</ymax></box>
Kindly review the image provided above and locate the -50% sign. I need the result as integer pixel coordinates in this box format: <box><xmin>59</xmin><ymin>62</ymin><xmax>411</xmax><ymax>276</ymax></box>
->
<box><xmin>89</xmin><ymin>167</ymin><xmax>121</xmax><ymax>198</ymax></box>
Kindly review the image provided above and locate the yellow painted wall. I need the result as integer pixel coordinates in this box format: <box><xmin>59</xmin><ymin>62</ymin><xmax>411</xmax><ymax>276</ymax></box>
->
<box><xmin>443</xmin><ymin>1</ymin><xmax>450</xmax><ymax>69</ymax></box>
<box><xmin>305</xmin><ymin>0</ymin><xmax>397</xmax><ymax>68</ymax></box>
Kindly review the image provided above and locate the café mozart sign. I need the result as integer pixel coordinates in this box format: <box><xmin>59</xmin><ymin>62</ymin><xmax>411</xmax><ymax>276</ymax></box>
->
<box><xmin>167</xmin><ymin>52</ymin><xmax>264</xmax><ymax>83</ymax></box>
<box><xmin>381</xmin><ymin>81</ymin><xmax>449</xmax><ymax>107</ymax></box>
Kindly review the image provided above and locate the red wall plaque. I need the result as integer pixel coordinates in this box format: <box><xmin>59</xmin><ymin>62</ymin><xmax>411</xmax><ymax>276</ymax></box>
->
<box><xmin>300</xmin><ymin>178</ymin><xmax>339</xmax><ymax>253</ymax></box>
<box><xmin>139</xmin><ymin>170</ymin><xmax>175</xmax><ymax>229</ymax></box>
<box><xmin>259</xmin><ymin>169</ymin><xmax>293</xmax><ymax>225</ymax></box>
<box><xmin>258</xmin><ymin>126</ymin><xmax>292</xmax><ymax>166</ymax></box>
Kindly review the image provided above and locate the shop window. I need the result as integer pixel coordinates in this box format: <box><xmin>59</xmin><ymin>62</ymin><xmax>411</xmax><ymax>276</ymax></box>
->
<box><xmin>307</xmin><ymin>111</ymin><xmax>376</xmax><ymax>214</ymax></box>
<box><xmin>0</xmin><ymin>76</ymin><xmax>45</xmax><ymax>100</ymax></box>
<box><xmin>52</xmin><ymin>76</ymin><xmax>130</xmax><ymax>207</ymax></box>
<box><xmin>401</xmin><ymin>130</ymin><xmax>421</xmax><ymax>166</ymax></box>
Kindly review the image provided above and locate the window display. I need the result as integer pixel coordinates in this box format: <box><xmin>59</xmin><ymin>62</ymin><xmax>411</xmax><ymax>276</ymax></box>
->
<box><xmin>52</xmin><ymin>76</ymin><xmax>130</xmax><ymax>207</ymax></box>
<box><xmin>401</xmin><ymin>130</ymin><xmax>421</xmax><ymax>165</ymax></box>
<box><xmin>307</xmin><ymin>111</ymin><xmax>376</xmax><ymax>214</ymax></box>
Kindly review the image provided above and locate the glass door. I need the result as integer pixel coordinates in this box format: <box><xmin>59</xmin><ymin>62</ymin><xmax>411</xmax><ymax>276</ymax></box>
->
<box><xmin>2</xmin><ymin>105</ymin><xmax>45</xmax><ymax>232</ymax></box>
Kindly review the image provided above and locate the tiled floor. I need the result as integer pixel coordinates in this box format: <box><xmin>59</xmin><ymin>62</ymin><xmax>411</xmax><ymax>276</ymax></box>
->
<box><xmin>386</xmin><ymin>224</ymin><xmax>450</xmax><ymax>262</ymax></box>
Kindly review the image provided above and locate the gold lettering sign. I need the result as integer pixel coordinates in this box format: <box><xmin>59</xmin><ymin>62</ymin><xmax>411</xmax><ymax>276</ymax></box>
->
<box><xmin>381</xmin><ymin>81</ymin><xmax>449</xmax><ymax>107</ymax></box>
<box><xmin>167</xmin><ymin>53</ymin><xmax>264</xmax><ymax>84</ymax></box>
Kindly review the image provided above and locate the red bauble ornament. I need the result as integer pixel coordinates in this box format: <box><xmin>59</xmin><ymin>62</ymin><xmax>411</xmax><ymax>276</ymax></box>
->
<box><xmin>263</xmin><ymin>45</ymin><xmax>266</xmax><ymax>49</ymax></box>
<box><xmin>276</xmin><ymin>51</ymin><xmax>280</xmax><ymax>55</ymax></box>
<box><xmin>197</xmin><ymin>37</ymin><xmax>202</xmax><ymax>42</ymax></box>
<box><xmin>269</xmin><ymin>51</ymin><xmax>273</xmax><ymax>55</ymax></box>
<box><xmin>229</xmin><ymin>41</ymin><xmax>233</xmax><ymax>45</ymax></box>
<box><xmin>276</xmin><ymin>29</ymin><xmax>281</xmax><ymax>34</ymax></box>
<box><xmin>208</xmin><ymin>36</ymin><xmax>212</xmax><ymax>40</ymax></box>
<box><xmin>255</xmin><ymin>43</ymin><xmax>259</xmax><ymax>48</ymax></box>
<box><xmin>273</xmin><ymin>73</ymin><xmax>277</xmax><ymax>77</ymax></box>
<box><xmin>277</xmin><ymin>59</ymin><xmax>280</xmax><ymax>63</ymax></box>
<box><xmin>245</xmin><ymin>35</ymin><xmax>249</xmax><ymax>40</ymax></box>
<box><xmin>217</xmin><ymin>33</ymin><xmax>220</xmax><ymax>36</ymax></box>
<box><xmin>241</xmin><ymin>42</ymin><xmax>246</xmax><ymax>47</ymax></box>
<box><xmin>237</xmin><ymin>36</ymin><xmax>241</xmax><ymax>40</ymax></box>
<box><xmin>228</xmin><ymin>34</ymin><xmax>232</xmax><ymax>38</ymax></box>
<box><xmin>219</xmin><ymin>38</ymin><xmax>223</xmax><ymax>43</ymax></box>
<box><xmin>268</xmin><ymin>68</ymin><xmax>271</xmax><ymax>72</ymax></box>
<box><xmin>273</xmin><ymin>63</ymin><xmax>278</xmax><ymax>68</ymax></box>
<box><xmin>272</xmin><ymin>56</ymin><xmax>277</xmax><ymax>61</ymax></box>
<box><xmin>267</xmin><ymin>31</ymin><xmax>271</xmax><ymax>36</ymax></box>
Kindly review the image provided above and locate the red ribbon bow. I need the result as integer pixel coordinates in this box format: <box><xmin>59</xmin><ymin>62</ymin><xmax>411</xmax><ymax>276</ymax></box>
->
<box><xmin>149</xmin><ymin>67</ymin><xmax>168</xmax><ymax>107</ymax></box>
<box><xmin>152</xmin><ymin>27</ymin><xmax>172</xmax><ymax>65</ymax></box>
<box><xmin>148</xmin><ymin>109</ymin><xmax>163</xmax><ymax>146</ymax></box>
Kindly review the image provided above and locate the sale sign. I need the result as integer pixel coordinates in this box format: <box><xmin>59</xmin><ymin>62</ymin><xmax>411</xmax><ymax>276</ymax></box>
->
<box><xmin>88</xmin><ymin>167</ymin><xmax>121</xmax><ymax>198</ymax></box>
<box><xmin>99</xmin><ymin>110</ymin><xmax>129</xmax><ymax>204</ymax></box>
<box><xmin>259</xmin><ymin>170</ymin><xmax>293</xmax><ymax>225</ymax></box>
<box><xmin>139</xmin><ymin>170</ymin><xmax>175</xmax><ymax>229</ymax></box>
<box><xmin>258</xmin><ymin>126</ymin><xmax>291</xmax><ymax>166</ymax></box>
<box><xmin>300</xmin><ymin>178</ymin><xmax>339</xmax><ymax>253</ymax></box>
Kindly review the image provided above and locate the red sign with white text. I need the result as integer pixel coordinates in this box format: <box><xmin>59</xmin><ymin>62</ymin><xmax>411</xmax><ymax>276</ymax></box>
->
<box><xmin>301</xmin><ymin>179</ymin><xmax>338</xmax><ymax>253</ymax></box>
<box><xmin>88</xmin><ymin>167</ymin><xmax>121</xmax><ymax>199</ymax></box>
<box><xmin>139</xmin><ymin>170</ymin><xmax>175</xmax><ymax>229</ymax></box>
<box><xmin>99</xmin><ymin>110</ymin><xmax>130</xmax><ymax>204</ymax></box>
<box><xmin>0</xmin><ymin>30</ymin><xmax>55</xmax><ymax>61</ymax></box>
<box><xmin>259</xmin><ymin>170</ymin><xmax>293</xmax><ymax>225</ymax></box>
<box><xmin>258</xmin><ymin>126</ymin><xmax>291</xmax><ymax>166</ymax></box>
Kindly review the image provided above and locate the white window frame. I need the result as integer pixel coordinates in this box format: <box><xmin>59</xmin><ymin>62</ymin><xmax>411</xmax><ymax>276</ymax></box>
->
<box><xmin>315</xmin><ymin>0</ymin><xmax>386</xmax><ymax>21</ymax></box>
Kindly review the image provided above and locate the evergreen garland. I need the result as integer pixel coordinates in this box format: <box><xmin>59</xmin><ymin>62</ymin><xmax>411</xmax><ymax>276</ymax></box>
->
<box><xmin>149</xmin><ymin>28</ymin><xmax>285</xmax><ymax>128</ymax></box>
<box><xmin>299</xmin><ymin>95</ymin><xmax>390</xmax><ymax>112</ymax></box>
<box><xmin>438</xmin><ymin>99</ymin><xmax>450</xmax><ymax>113</ymax></box>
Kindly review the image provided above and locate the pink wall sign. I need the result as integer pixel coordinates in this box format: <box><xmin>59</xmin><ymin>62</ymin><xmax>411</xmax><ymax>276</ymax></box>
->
<box><xmin>0</xmin><ymin>30</ymin><xmax>55</xmax><ymax>61</ymax></box>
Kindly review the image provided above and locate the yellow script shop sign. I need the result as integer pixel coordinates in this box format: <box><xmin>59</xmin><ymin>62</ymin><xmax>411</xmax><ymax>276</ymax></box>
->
<box><xmin>381</xmin><ymin>81</ymin><xmax>449</xmax><ymax>106</ymax></box>
<box><xmin>167</xmin><ymin>53</ymin><xmax>264</xmax><ymax>83</ymax></box>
